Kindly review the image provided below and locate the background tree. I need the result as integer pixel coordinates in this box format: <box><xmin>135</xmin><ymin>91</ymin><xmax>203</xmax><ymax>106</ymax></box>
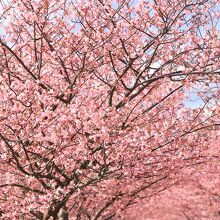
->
<box><xmin>0</xmin><ymin>0</ymin><xmax>220</xmax><ymax>219</ymax></box>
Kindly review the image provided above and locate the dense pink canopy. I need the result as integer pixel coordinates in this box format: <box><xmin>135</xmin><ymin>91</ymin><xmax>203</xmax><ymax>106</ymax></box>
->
<box><xmin>0</xmin><ymin>0</ymin><xmax>219</xmax><ymax>219</ymax></box>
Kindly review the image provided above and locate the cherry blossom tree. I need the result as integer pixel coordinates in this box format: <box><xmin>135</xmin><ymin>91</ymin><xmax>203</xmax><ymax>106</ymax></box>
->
<box><xmin>0</xmin><ymin>0</ymin><xmax>220</xmax><ymax>219</ymax></box>
<box><xmin>124</xmin><ymin>136</ymin><xmax>220</xmax><ymax>220</ymax></box>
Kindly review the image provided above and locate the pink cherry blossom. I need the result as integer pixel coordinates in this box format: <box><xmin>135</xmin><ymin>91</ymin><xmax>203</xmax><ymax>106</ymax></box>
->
<box><xmin>0</xmin><ymin>0</ymin><xmax>220</xmax><ymax>219</ymax></box>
